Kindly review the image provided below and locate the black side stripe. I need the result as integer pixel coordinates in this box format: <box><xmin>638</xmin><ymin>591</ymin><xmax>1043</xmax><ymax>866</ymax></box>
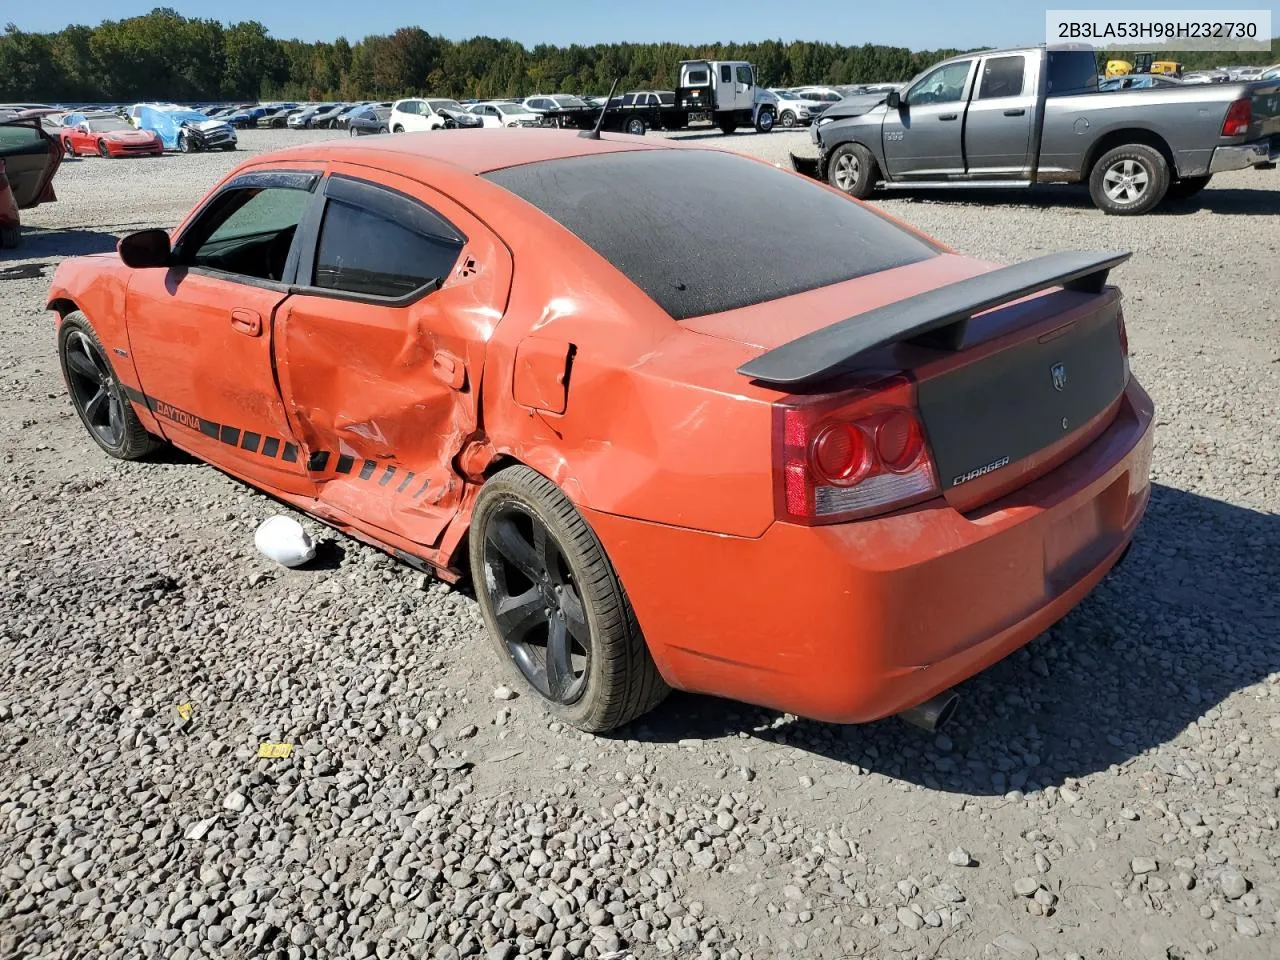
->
<box><xmin>121</xmin><ymin>385</ymin><xmax>432</xmax><ymax>499</ymax></box>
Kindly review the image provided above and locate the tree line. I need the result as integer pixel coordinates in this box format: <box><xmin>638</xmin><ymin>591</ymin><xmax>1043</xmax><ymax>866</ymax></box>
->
<box><xmin>2</xmin><ymin>8</ymin><xmax>1276</xmax><ymax>104</ymax></box>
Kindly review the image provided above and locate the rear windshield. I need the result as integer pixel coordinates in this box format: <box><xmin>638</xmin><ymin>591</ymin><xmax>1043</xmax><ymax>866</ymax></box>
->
<box><xmin>486</xmin><ymin>150</ymin><xmax>939</xmax><ymax>320</ymax></box>
<box><xmin>1046</xmin><ymin>49</ymin><xmax>1100</xmax><ymax>96</ymax></box>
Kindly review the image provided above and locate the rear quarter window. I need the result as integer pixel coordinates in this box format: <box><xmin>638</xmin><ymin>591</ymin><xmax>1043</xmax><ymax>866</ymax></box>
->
<box><xmin>1047</xmin><ymin>50</ymin><xmax>1100</xmax><ymax>96</ymax></box>
<box><xmin>486</xmin><ymin>149</ymin><xmax>940</xmax><ymax>321</ymax></box>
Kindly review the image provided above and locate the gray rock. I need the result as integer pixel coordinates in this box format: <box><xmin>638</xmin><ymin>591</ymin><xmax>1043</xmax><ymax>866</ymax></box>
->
<box><xmin>1218</xmin><ymin>868</ymin><xmax>1248</xmax><ymax>900</ymax></box>
<box><xmin>1130</xmin><ymin>858</ymin><xmax>1158</xmax><ymax>875</ymax></box>
<box><xmin>948</xmin><ymin>847</ymin><xmax>975</xmax><ymax>867</ymax></box>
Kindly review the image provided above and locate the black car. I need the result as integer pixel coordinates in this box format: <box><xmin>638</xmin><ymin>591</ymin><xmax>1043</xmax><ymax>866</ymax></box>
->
<box><xmin>347</xmin><ymin>105</ymin><xmax>392</xmax><ymax>136</ymax></box>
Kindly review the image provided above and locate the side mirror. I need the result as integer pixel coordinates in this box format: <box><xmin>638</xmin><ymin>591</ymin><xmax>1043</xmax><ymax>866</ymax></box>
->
<box><xmin>118</xmin><ymin>228</ymin><xmax>171</xmax><ymax>269</ymax></box>
<box><xmin>886</xmin><ymin>90</ymin><xmax>902</xmax><ymax>109</ymax></box>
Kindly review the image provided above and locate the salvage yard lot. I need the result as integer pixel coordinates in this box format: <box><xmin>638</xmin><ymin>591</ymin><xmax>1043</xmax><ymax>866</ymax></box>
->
<box><xmin>1</xmin><ymin>128</ymin><xmax>1278</xmax><ymax>960</ymax></box>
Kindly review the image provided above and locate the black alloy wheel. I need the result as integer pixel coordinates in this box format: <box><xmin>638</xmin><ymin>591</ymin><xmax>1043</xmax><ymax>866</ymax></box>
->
<box><xmin>482</xmin><ymin>502</ymin><xmax>591</xmax><ymax>704</ymax></box>
<box><xmin>63</xmin><ymin>328</ymin><xmax>126</xmax><ymax>449</ymax></box>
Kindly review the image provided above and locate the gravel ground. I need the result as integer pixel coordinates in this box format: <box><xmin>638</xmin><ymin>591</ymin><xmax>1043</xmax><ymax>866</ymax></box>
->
<box><xmin>2</xmin><ymin>127</ymin><xmax>1278</xmax><ymax>960</ymax></box>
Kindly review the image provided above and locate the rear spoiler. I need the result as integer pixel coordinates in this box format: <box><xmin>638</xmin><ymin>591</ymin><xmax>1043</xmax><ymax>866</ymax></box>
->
<box><xmin>737</xmin><ymin>250</ymin><xmax>1131</xmax><ymax>386</ymax></box>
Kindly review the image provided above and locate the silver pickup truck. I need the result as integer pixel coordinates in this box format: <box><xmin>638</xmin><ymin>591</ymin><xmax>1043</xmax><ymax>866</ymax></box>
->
<box><xmin>797</xmin><ymin>45</ymin><xmax>1280</xmax><ymax>214</ymax></box>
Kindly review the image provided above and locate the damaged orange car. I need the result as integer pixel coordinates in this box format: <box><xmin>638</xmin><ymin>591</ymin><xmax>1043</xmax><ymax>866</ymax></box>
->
<box><xmin>47</xmin><ymin>130</ymin><xmax>1154</xmax><ymax>733</ymax></box>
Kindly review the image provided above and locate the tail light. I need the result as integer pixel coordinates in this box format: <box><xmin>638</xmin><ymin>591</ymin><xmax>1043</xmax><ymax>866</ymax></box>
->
<box><xmin>773</xmin><ymin>375</ymin><xmax>940</xmax><ymax>525</ymax></box>
<box><xmin>1221</xmin><ymin>98</ymin><xmax>1252</xmax><ymax>137</ymax></box>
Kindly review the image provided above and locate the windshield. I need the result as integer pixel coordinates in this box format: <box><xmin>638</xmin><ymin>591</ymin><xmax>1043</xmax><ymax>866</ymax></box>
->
<box><xmin>495</xmin><ymin>103</ymin><xmax>524</xmax><ymax>114</ymax></box>
<box><xmin>552</xmin><ymin>96</ymin><xmax>587</xmax><ymax>108</ymax></box>
<box><xmin>86</xmin><ymin>118</ymin><xmax>131</xmax><ymax>132</ymax></box>
<box><xmin>774</xmin><ymin>90</ymin><xmax>799</xmax><ymax>100</ymax></box>
<box><xmin>428</xmin><ymin>99</ymin><xmax>463</xmax><ymax>112</ymax></box>
<box><xmin>166</xmin><ymin>111</ymin><xmax>211</xmax><ymax>123</ymax></box>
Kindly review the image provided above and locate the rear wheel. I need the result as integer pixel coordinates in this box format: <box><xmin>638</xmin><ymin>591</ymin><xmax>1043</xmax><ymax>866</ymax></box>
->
<box><xmin>470</xmin><ymin>466</ymin><xmax>668</xmax><ymax>732</ymax></box>
<box><xmin>392</xmin><ymin>124</ymin><xmax>404</xmax><ymax>133</ymax></box>
<box><xmin>827</xmin><ymin>142</ymin><xmax>877</xmax><ymax>198</ymax></box>
<box><xmin>1089</xmin><ymin>144</ymin><xmax>1169</xmax><ymax>215</ymax></box>
<box><xmin>717</xmin><ymin>119</ymin><xmax>737</xmax><ymax>135</ymax></box>
<box><xmin>780</xmin><ymin>110</ymin><xmax>797</xmax><ymax>128</ymax></box>
<box><xmin>625</xmin><ymin>116</ymin><xmax>647</xmax><ymax>136</ymax></box>
<box><xmin>1165</xmin><ymin>175</ymin><xmax>1212</xmax><ymax>201</ymax></box>
<box><xmin>58</xmin><ymin>312</ymin><xmax>160</xmax><ymax>460</ymax></box>
<box><xmin>62</xmin><ymin>137</ymin><xmax>74</xmax><ymax>156</ymax></box>
<box><xmin>349</xmin><ymin>125</ymin><xmax>359</xmax><ymax>137</ymax></box>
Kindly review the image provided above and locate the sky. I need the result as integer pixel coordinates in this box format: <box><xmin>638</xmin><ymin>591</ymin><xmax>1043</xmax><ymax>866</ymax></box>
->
<box><xmin>9</xmin><ymin>0</ymin><xmax>1280</xmax><ymax>50</ymax></box>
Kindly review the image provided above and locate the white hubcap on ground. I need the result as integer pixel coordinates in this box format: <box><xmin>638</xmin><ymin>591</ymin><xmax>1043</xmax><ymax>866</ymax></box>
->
<box><xmin>1104</xmin><ymin>159</ymin><xmax>1150</xmax><ymax>204</ymax></box>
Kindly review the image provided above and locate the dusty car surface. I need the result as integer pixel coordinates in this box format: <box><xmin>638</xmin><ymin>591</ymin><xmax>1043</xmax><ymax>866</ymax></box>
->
<box><xmin>46</xmin><ymin>130</ymin><xmax>1154</xmax><ymax>732</ymax></box>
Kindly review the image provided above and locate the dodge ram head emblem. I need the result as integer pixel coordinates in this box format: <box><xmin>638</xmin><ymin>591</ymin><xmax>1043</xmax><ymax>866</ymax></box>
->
<box><xmin>1051</xmin><ymin>362</ymin><xmax>1067</xmax><ymax>392</ymax></box>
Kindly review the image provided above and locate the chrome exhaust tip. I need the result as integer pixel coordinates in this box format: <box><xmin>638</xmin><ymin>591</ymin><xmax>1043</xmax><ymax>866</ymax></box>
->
<box><xmin>898</xmin><ymin>691</ymin><xmax>959</xmax><ymax>733</ymax></box>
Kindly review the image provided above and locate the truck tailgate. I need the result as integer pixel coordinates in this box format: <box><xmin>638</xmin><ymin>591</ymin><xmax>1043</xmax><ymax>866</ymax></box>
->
<box><xmin>1248</xmin><ymin>79</ymin><xmax>1280</xmax><ymax>141</ymax></box>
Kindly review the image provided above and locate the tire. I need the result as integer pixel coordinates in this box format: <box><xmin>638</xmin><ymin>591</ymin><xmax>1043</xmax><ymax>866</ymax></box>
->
<box><xmin>625</xmin><ymin>116</ymin><xmax>647</xmax><ymax>136</ymax></box>
<box><xmin>222</xmin><ymin>144</ymin><xmax>236</xmax><ymax>151</ymax></box>
<box><xmin>176</xmin><ymin>133</ymin><xmax>190</xmax><ymax>153</ymax></box>
<box><xmin>470</xmin><ymin>466</ymin><xmax>669</xmax><ymax>732</ymax></box>
<box><xmin>1089</xmin><ymin>144</ymin><xmax>1169</xmax><ymax>215</ymax></box>
<box><xmin>0</xmin><ymin>225</ymin><xmax>20</xmax><ymax>249</ymax></box>
<box><xmin>62</xmin><ymin>137</ymin><xmax>74</xmax><ymax>156</ymax></box>
<box><xmin>755</xmin><ymin>108</ymin><xmax>775</xmax><ymax>133</ymax></box>
<box><xmin>392</xmin><ymin>125</ymin><xmax>404</xmax><ymax>133</ymax></box>
<box><xmin>349</xmin><ymin>125</ymin><xmax>359</xmax><ymax>137</ymax></box>
<box><xmin>1165</xmin><ymin>175</ymin><xmax>1212</xmax><ymax>201</ymax></box>
<box><xmin>58</xmin><ymin>312</ymin><xmax>160</xmax><ymax>461</ymax></box>
<box><xmin>97</xmin><ymin>140</ymin><xmax>110</xmax><ymax>158</ymax></box>
<box><xmin>780</xmin><ymin>110</ymin><xmax>797</xmax><ymax>128</ymax></box>
<box><xmin>377</xmin><ymin>126</ymin><xmax>389</xmax><ymax>135</ymax></box>
<box><xmin>717</xmin><ymin>119</ymin><xmax>737</xmax><ymax>135</ymax></box>
<box><xmin>827</xmin><ymin>142</ymin><xmax>876</xmax><ymax>198</ymax></box>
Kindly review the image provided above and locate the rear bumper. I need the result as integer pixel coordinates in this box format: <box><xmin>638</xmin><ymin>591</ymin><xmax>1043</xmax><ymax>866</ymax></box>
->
<box><xmin>587</xmin><ymin>378</ymin><xmax>1155</xmax><ymax>724</ymax></box>
<box><xmin>1208</xmin><ymin>136</ymin><xmax>1280</xmax><ymax>174</ymax></box>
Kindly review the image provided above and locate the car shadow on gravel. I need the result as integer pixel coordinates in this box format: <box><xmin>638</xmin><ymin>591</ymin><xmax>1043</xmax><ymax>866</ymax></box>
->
<box><xmin>626</xmin><ymin>482</ymin><xmax>1279</xmax><ymax>795</ymax></box>
<box><xmin>0</xmin><ymin>227</ymin><xmax>121</xmax><ymax>259</ymax></box>
<box><xmin>876</xmin><ymin>184</ymin><xmax>1280</xmax><ymax>216</ymax></box>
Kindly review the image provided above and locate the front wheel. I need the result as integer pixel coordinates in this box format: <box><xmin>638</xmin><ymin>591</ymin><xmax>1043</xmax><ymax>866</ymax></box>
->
<box><xmin>392</xmin><ymin>125</ymin><xmax>404</xmax><ymax>133</ymax></box>
<box><xmin>625</xmin><ymin>116</ymin><xmax>647</xmax><ymax>136</ymax></box>
<box><xmin>62</xmin><ymin>138</ymin><xmax>75</xmax><ymax>156</ymax></box>
<box><xmin>780</xmin><ymin>110</ymin><xmax>797</xmax><ymax>128</ymax></box>
<box><xmin>827</xmin><ymin>142</ymin><xmax>877</xmax><ymax>198</ymax></box>
<box><xmin>176</xmin><ymin>133</ymin><xmax>190</xmax><ymax>153</ymax></box>
<box><xmin>58</xmin><ymin>312</ymin><xmax>160</xmax><ymax>460</ymax></box>
<box><xmin>470</xmin><ymin>466</ymin><xmax>669</xmax><ymax>732</ymax></box>
<box><xmin>1089</xmin><ymin>144</ymin><xmax>1169</xmax><ymax>215</ymax></box>
<box><xmin>97</xmin><ymin>140</ymin><xmax>110</xmax><ymax>158</ymax></box>
<box><xmin>755</xmin><ymin>108</ymin><xmax>775</xmax><ymax>133</ymax></box>
<box><xmin>1165</xmin><ymin>175</ymin><xmax>1212</xmax><ymax>202</ymax></box>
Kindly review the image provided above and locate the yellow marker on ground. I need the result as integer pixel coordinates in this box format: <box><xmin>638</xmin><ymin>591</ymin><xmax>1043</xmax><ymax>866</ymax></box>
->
<box><xmin>257</xmin><ymin>743</ymin><xmax>293</xmax><ymax>759</ymax></box>
<box><xmin>176</xmin><ymin>703</ymin><xmax>194</xmax><ymax>721</ymax></box>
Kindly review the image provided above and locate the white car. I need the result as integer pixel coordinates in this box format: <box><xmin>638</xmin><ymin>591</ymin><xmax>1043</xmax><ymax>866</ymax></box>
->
<box><xmin>791</xmin><ymin>86</ymin><xmax>845</xmax><ymax>104</ymax></box>
<box><xmin>521</xmin><ymin>94</ymin><xmax>592</xmax><ymax>115</ymax></box>
<box><xmin>467</xmin><ymin>101</ymin><xmax>542</xmax><ymax>128</ymax></box>
<box><xmin>768</xmin><ymin>89</ymin><xmax>827</xmax><ymax>127</ymax></box>
<box><xmin>1262</xmin><ymin>64</ymin><xmax>1280</xmax><ymax>80</ymax></box>
<box><xmin>388</xmin><ymin>98</ymin><xmax>483</xmax><ymax>133</ymax></box>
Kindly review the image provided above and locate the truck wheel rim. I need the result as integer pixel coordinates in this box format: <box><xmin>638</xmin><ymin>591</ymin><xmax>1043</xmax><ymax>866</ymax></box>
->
<box><xmin>628</xmin><ymin>119</ymin><xmax>643</xmax><ymax>134</ymax></box>
<box><xmin>1103</xmin><ymin>159</ymin><xmax>1149</xmax><ymax>204</ymax></box>
<box><xmin>761</xmin><ymin>112</ymin><xmax>773</xmax><ymax>130</ymax></box>
<box><xmin>482</xmin><ymin>503</ymin><xmax>591</xmax><ymax>704</ymax></box>
<box><xmin>834</xmin><ymin>153</ymin><xmax>859</xmax><ymax>190</ymax></box>
<box><xmin>64</xmin><ymin>331</ymin><xmax>124</xmax><ymax>448</ymax></box>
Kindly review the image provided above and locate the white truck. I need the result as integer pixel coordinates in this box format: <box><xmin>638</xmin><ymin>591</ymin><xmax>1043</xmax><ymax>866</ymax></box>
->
<box><xmin>675</xmin><ymin>60</ymin><xmax>776</xmax><ymax>133</ymax></box>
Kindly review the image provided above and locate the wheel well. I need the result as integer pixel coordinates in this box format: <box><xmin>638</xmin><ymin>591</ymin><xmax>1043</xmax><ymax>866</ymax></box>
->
<box><xmin>1084</xmin><ymin>129</ymin><xmax>1176</xmax><ymax>180</ymax></box>
<box><xmin>48</xmin><ymin>298</ymin><xmax>78</xmax><ymax>318</ymax></box>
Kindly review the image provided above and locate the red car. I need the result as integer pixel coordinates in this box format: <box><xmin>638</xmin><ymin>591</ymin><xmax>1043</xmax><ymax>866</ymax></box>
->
<box><xmin>61</xmin><ymin>114</ymin><xmax>163</xmax><ymax>158</ymax></box>
<box><xmin>45</xmin><ymin>131</ymin><xmax>1154</xmax><ymax>733</ymax></box>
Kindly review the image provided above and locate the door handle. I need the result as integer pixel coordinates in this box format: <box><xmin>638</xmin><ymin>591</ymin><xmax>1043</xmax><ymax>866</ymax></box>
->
<box><xmin>230</xmin><ymin>308</ymin><xmax>262</xmax><ymax>337</ymax></box>
<box><xmin>939</xmin><ymin>113</ymin><xmax>958</xmax><ymax>121</ymax></box>
<box><xmin>1003</xmin><ymin>108</ymin><xmax>1026</xmax><ymax>116</ymax></box>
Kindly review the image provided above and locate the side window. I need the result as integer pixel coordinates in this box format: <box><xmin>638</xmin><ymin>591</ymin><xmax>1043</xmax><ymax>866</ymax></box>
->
<box><xmin>719</xmin><ymin>65</ymin><xmax>732</xmax><ymax>84</ymax></box>
<box><xmin>622</xmin><ymin>93</ymin><xmax>636</xmax><ymax>106</ymax></box>
<box><xmin>907</xmin><ymin>61</ymin><xmax>972</xmax><ymax>105</ymax></box>
<box><xmin>180</xmin><ymin>184</ymin><xmax>313</xmax><ymax>282</ymax></box>
<box><xmin>311</xmin><ymin>182</ymin><xmax>465</xmax><ymax>301</ymax></box>
<box><xmin>977</xmin><ymin>56</ymin><xmax>1025</xmax><ymax>99</ymax></box>
<box><xmin>736</xmin><ymin>65</ymin><xmax>754</xmax><ymax>86</ymax></box>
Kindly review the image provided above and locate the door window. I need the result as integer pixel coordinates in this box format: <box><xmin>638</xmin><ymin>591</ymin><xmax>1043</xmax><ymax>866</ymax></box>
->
<box><xmin>906</xmin><ymin>61</ymin><xmax>972</xmax><ymax>105</ymax></box>
<box><xmin>310</xmin><ymin>180</ymin><xmax>465</xmax><ymax>301</ymax></box>
<box><xmin>736</xmin><ymin>65</ymin><xmax>754</xmax><ymax>86</ymax></box>
<box><xmin>720</xmin><ymin>65</ymin><xmax>732</xmax><ymax>83</ymax></box>
<box><xmin>977</xmin><ymin>56</ymin><xmax>1025</xmax><ymax>99</ymax></box>
<box><xmin>179</xmin><ymin>183</ymin><xmax>314</xmax><ymax>283</ymax></box>
<box><xmin>399</xmin><ymin>101</ymin><xmax>420</xmax><ymax>115</ymax></box>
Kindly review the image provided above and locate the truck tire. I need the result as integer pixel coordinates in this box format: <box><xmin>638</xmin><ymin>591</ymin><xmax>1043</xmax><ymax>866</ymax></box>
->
<box><xmin>1089</xmin><ymin>144</ymin><xmax>1169</xmax><ymax>215</ymax></box>
<box><xmin>625</xmin><ymin>116</ymin><xmax>647</xmax><ymax>136</ymax></box>
<box><xmin>1165</xmin><ymin>175</ymin><xmax>1212</xmax><ymax>202</ymax></box>
<box><xmin>827</xmin><ymin>143</ymin><xmax>876</xmax><ymax>199</ymax></box>
<box><xmin>779</xmin><ymin>110</ymin><xmax>797</xmax><ymax>127</ymax></box>
<box><xmin>717</xmin><ymin>119</ymin><xmax>737</xmax><ymax>135</ymax></box>
<box><xmin>755</xmin><ymin>108</ymin><xmax>775</xmax><ymax>133</ymax></box>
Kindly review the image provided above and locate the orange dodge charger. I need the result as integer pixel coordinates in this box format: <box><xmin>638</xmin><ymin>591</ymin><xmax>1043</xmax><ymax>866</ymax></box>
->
<box><xmin>47</xmin><ymin>130</ymin><xmax>1153</xmax><ymax>733</ymax></box>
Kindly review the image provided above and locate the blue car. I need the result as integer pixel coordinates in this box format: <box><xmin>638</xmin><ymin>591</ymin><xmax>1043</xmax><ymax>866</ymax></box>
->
<box><xmin>133</xmin><ymin>105</ymin><xmax>237</xmax><ymax>152</ymax></box>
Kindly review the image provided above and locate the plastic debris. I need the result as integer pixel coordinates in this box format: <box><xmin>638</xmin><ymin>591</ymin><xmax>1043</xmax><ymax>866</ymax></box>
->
<box><xmin>253</xmin><ymin>516</ymin><xmax>315</xmax><ymax>568</ymax></box>
<box><xmin>176</xmin><ymin>702</ymin><xmax>194</xmax><ymax>721</ymax></box>
<box><xmin>257</xmin><ymin>743</ymin><xmax>294</xmax><ymax>759</ymax></box>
